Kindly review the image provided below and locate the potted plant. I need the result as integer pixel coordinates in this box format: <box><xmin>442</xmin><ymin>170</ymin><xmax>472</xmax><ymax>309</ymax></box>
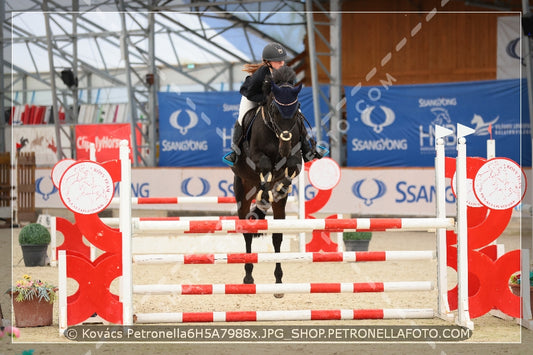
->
<box><xmin>6</xmin><ymin>275</ymin><xmax>57</xmax><ymax>327</ymax></box>
<box><xmin>343</xmin><ymin>231</ymin><xmax>372</xmax><ymax>251</ymax></box>
<box><xmin>509</xmin><ymin>270</ymin><xmax>533</xmax><ymax>309</ymax></box>
<box><xmin>18</xmin><ymin>223</ymin><xmax>51</xmax><ymax>267</ymax></box>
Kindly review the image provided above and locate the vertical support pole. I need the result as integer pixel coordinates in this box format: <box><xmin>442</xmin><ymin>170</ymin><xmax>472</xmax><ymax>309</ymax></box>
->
<box><xmin>58</xmin><ymin>250</ymin><xmax>67</xmax><ymax>335</ymax></box>
<box><xmin>455</xmin><ymin>136</ymin><xmax>474</xmax><ymax>329</ymax></box>
<box><xmin>89</xmin><ymin>142</ymin><xmax>97</xmax><ymax>262</ymax></box>
<box><xmin>118</xmin><ymin>1</ymin><xmax>139</xmax><ymax>166</ymax></box>
<box><xmin>520</xmin><ymin>248</ymin><xmax>533</xmax><ymax>328</ymax></box>
<box><xmin>50</xmin><ymin>217</ymin><xmax>57</xmax><ymax>267</ymax></box>
<box><xmin>147</xmin><ymin>5</ymin><xmax>157</xmax><ymax>166</ymax></box>
<box><xmin>298</xmin><ymin>165</ymin><xmax>306</xmax><ymax>252</ymax></box>
<box><xmin>42</xmin><ymin>1</ymin><xmax>65</xmax><ymax>161</ymax></box>
<box><xmin>329</xmin><ymin>0</ymin><xmax>343</xmax><ymax>163</ymax></box>
<box><xmin>435</xmin><ymin>137</ymin><xmax>452</xmax><ymax>320</ymax></box>
<box><xmin>486</xmin><ymin>139</ymin><xmax>495</xmax><ymax>160</ymax></box>
<box><xmin>521</xmin><ymin>0</ymin><xmax>533</xmax><ymax>299</ymax></box>
<box><xmin>305</xmin><ymin>1</ymin><xmax>321</xmax><ymax>144</ymax></box>
<box><xmin>0</xmin><ymin>0</ymin><xmax>5</xmax><ymax>152</ymax></box>
<box><xmin>120</xmin><ymin>140</ymin><xmax>133</xmax><ymax>325</ymax></box>
<box><xmin>89</xmin><ymin>142</ymin><xmax>96</xmax><ymax>162</ymax></box>
<box><xmin>71</xmin><ymin>0</ymin><xmax>79</xmax><ymax>124</ymax></box>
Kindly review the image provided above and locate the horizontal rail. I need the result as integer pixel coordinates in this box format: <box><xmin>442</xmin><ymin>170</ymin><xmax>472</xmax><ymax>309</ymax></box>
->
<box><xmin>133</xmin><ymin>251</ymin><xmax>436</xmax><ymax>264</ymax></box>
<box><xmin>110</xmin><ymin>195</ymin><xmax>296</xmax><ymax>206</ymax></box>
<box><xmin>132</xmin><ymin>281</ymin><xmax>434</xmax><ymax>295</ymax></box>
<box><xmin>134</xmin><ymin>217</ymin><xmax>455</xmax><ymax>234</ymax></box>
<box><xmin>134</xmin><ymin>308</ymin><xmax>435</xmax><ymax>323</ymax></box>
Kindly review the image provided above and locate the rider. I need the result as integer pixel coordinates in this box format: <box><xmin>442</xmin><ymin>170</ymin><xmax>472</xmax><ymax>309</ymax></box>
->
<box><xmin>223</xmin><ymin>42</ymin><xmax>325</xmax><ymax>166</ymax></box>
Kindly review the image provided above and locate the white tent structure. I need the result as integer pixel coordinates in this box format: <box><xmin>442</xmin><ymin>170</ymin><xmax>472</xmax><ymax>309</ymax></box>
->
<box><xmin>2</xmin><ymin>0</ymin><xmax>319</xmax><ymax>166</ymax></box>
<box><xmin>2</xmin><ymin>0</ymin><xmax>532</xmax><ymax>167</ymax></box>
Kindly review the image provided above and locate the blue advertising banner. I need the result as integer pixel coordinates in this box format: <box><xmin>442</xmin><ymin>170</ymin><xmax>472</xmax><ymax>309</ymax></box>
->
<box><xmin>158</xmin><ymin>91</ymin><xmax>240</xmax><ymax>167</ymax></box>
<box><xmin>299</xmin><ymin>85</ymin><xmax>331</xmax><ymax>147</ymax></box>
<box><xmin>158</xmin><ymin>86</ymin><xmax>330</xmax><ymax>167</ymax></box>
<box><xmin>345</xmin><ymin>79</ymin><xmax>531</xmax><ymax>167</ymax></box>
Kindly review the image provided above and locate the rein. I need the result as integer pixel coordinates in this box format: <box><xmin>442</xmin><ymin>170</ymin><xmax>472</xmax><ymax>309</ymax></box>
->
<box><xmin>261</xmin><ymin>104</ymin><xmax>298</xmax><ymax>143</ymax></box>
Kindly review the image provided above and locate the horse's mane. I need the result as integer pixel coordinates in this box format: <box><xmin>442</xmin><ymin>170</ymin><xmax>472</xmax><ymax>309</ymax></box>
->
<box><xmin>271</xmin><ymin>66</ymin><xmax>296</xmax><ymax>85</ymax></box>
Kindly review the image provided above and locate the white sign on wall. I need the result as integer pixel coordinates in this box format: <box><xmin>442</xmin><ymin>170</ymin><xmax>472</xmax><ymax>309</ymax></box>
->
<box><xmin>36</xmin><ymin>166</ymin><xmax>531</xmax><ymax>217</ymax></box>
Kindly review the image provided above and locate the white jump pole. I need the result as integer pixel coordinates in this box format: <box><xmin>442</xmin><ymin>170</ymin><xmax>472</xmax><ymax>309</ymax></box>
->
<box><xmin>50</xmin><ymin>216</ymin><xmax>57</xmax><ymax>267</ymax></box>
<box><xmin>298</xmin><ymin>164</ymin><xmax>306</xmax><ymax>252</ymax></box>
<box><xmin>88</xmin><ymin>142</ymin><xmax>97</xmax><ymax>262</ymax></box>
<box><xmin>119</xmin><ymin>140</ymin><xmax>133</xmax><ymax>325</ymax></box>
<box><xmin>58</xmin><ymin>250</ymin><xmax>67</xmax><ymax>335</ymax></box>
<box><xmin>456</xmin><ymin>124</ymin><xmax>474</xmax><ymax>330</ymax></box>
<box><xmin>520</xmin><ymin>248</ymin><xmax>533</xmax><ymax>329</ymax></box>
<box><xmin>435</xmin><ymin>126</ymin><xmax>452</xmax><ymax>320</ymax></box>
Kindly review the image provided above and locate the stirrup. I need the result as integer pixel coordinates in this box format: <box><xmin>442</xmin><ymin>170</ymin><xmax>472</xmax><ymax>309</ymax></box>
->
<box><xmin>222</xmin><ymin>151</ymin><xmax>235</xmax><ymax>167</ymax></box>
<box><xmin>316</xmin><ymin>145</ymin><xmax>329</xmax><ymax>158</ymax></box>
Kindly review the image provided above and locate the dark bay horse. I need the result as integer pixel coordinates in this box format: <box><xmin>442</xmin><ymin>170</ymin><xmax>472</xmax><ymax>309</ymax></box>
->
<box><xmin>232</xmin><ymin>66</ymin><xmax>304</xmax><ymax>297</ymax></box>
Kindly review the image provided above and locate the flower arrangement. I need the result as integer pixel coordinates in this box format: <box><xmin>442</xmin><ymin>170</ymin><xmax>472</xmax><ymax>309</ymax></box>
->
<box><xmin>10</xmin><ymin>275</ymin><xmax>57</xmax><ymax>303</ymax></box>
<box><xmin>509</xmin><ymin>270</ymin><xmax>533</xmax><ymax>287</ymax></box>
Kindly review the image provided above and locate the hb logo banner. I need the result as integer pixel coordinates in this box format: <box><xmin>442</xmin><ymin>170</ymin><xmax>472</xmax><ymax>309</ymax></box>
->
<box><xmin>344</xmin><ymin>79</ymin><xmax>529</xmax><ymax>168</ymax></box>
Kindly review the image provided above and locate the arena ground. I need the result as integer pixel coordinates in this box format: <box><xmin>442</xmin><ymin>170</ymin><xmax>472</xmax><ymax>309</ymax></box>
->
<box><xmin>1</xmin><ymin>218</ymin><xmax>532</xmax><ymax>354</ymax></box>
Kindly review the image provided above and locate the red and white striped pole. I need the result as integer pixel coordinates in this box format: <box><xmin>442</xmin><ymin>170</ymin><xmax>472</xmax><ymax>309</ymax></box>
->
<box><xmin>134</xmin><ymin>308</ymin><xmax>435</xmax><ymax>323</ymax></box>
<box><xmin>133</xmin><ymin>217</ymin><xmax>454</xmax><ymax>234</ymax></box>
<box><xmin>133</xmin><ymin>281</ymin><xmax>434</xmax><ymax>295</ymax></box>
<box><xmin>132</xmin><ymin>250</ymin><xmax>436</xmax><ymax>265</ymax></box>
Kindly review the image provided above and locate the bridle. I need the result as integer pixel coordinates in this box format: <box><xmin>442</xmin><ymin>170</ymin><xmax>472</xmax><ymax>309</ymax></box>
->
<box><xmin>260</xmin><ymin>84</ymin><xmax>299</xmax><ymax>143</ymax></box>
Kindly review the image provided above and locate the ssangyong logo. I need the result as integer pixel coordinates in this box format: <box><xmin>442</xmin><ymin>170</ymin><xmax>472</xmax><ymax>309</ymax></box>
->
<box><xmin>181</xmin><ymin>177</ymin><xmax>210</xmax><ymax>196</ymax></box>
<box><xmin>506</xmin><ymin>37</ymin><xmax>523</xmax><ymax>65</ymax></box>
<box><xmin>360</xmin><ymin>105</ymin><xmax>396</xmax><ymax>133</ymax></box>
<box><xmin>169</xmin><ymin>109</ymin><xmax>199</xmax><ymax>135</ymax></box>
<box><xmin>352</xmin><ymin>178</ymin><xmax>387</xmax><ymax>206</ymax></box>
<box><xmin>36</xmin><ymin>176</ymin><xmax>58</xmax><ymax>201</ymax></box>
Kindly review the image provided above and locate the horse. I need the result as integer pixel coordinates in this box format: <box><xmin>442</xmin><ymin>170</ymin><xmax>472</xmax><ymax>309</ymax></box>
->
<box><xmin>231</xmin><ymin>66</ymin><xmax>305</xmax><ymax>297</ymax></box>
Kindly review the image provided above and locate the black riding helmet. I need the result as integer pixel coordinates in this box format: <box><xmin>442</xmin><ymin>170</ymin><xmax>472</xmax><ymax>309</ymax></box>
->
<box><xmin>262</xmin><ymin>42</ymin><xmax>287</xmax><ymax>62</ymax></box>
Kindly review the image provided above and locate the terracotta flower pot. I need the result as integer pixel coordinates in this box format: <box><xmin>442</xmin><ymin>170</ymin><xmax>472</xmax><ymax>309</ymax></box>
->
<box><xmin>509</xmin><ymin>283</ymin><xmax>533</xmax><ymax>313</ymax></box>
<box><xmin>9</xmin><ymin>291</ymin><xmax>54</xmax><ymax>327</ymax></box>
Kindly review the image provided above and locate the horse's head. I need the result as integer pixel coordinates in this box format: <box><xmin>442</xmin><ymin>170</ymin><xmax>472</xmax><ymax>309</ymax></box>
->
<box><xmin>268</xmin><ymin>66</ymin><xmax>302</xmax><ymax>157</ymax></box>
<box><xmin>270</xmin><ymin>66</ymin><xmax>302</xmax><ymax>120</ymax></box>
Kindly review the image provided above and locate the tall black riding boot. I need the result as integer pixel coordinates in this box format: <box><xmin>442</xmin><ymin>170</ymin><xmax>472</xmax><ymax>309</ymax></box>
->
<box><xmin>224</xmin><ymin>122</ymin><xmax>244</xmax><ymax>165</ymax></box>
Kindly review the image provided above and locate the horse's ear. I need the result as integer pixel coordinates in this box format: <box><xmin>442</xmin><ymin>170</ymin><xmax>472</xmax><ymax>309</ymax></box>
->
<box><xmin>271</xmin><ymin>80</ymin><xmax>281</xmax><ymax>95</ymax></box>
<box><xmin>292</xmin><ymin>83</ymin><xmax>302</xmax><ymax>94</ymax></box>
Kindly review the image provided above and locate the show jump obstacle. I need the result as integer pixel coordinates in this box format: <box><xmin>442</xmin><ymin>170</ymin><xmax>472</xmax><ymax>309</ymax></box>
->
<box><xmin>56</xmin><ymin>124</ymin><xmax>530</xmax><ymax>333</ymax></box>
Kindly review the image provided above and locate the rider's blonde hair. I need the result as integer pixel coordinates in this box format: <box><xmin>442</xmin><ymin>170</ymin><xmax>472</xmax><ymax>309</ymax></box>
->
<box><xmin>242</xmin><ymin>60</ymin><xmax>270</xmax><ymax>74</ymax></box>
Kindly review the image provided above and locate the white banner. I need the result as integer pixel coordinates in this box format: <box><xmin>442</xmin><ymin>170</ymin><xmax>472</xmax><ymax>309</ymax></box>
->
<box><xmin>7</xmin><ymin>126</ymin><xmax>72</xmax><ymax>167</ymax></box>
<box><xmin>36</xmin><ymin>166</ymin><xmax>531</xmax><ymax>217</ymax></box>
<box><xmin>497</xmin><ymin>16</ymin><xmax>522</xmax><ymax>79</ymax></box>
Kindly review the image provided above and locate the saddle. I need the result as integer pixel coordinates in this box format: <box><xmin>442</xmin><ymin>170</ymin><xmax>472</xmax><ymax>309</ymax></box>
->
<box><xmin>242</xmin><ymin>106</ymin><xmax>262</xmax><ymax>143</ymax></box>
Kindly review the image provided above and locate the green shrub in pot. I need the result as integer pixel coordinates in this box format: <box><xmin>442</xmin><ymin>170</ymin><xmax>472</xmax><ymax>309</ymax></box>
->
<box><xmin>18</xmin><ymin>223</ymin><xmax>51</xmax><ymax>245</ymax></box>
<box><xmin>342</xmin><ymin>231</ymin><xmax>372</xmax><ymax>241</ymax></box>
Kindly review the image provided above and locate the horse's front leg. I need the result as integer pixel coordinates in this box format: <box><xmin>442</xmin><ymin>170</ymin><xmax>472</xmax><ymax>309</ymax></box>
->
<box><xmin>272</xmin><ymin>232</ymin><xmax>283</xmax><ymax>298</ymax></box>
<box><xmin>234</xmin><ymin>175</ymin><xmax>255</xmax><ymax>284</ymax></box>
<box><xmin>255</xmin><ymin>156</ymin><xmax>274</xmax><ymax>208</ymax></box>
<box><xmin>243</xmin><ymin>233</ymin><xmax>254</xmax><ymax>284</ymax></box>
<box><xmin>272</xmin><ymin>200</ymin><xmax>287</xmax><ymax>298</ymax></box>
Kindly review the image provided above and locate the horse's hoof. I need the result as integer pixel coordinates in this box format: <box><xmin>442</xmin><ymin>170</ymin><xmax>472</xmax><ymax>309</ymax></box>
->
<box><xmin>274</xmin><ymin>293</ymin><xmax>284</xmax><ymax>298</ymax></box>
<box><xmin>243</xmin><ymin>277</ymin><xmax>254</xmax><ymax>284</ymax></box>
